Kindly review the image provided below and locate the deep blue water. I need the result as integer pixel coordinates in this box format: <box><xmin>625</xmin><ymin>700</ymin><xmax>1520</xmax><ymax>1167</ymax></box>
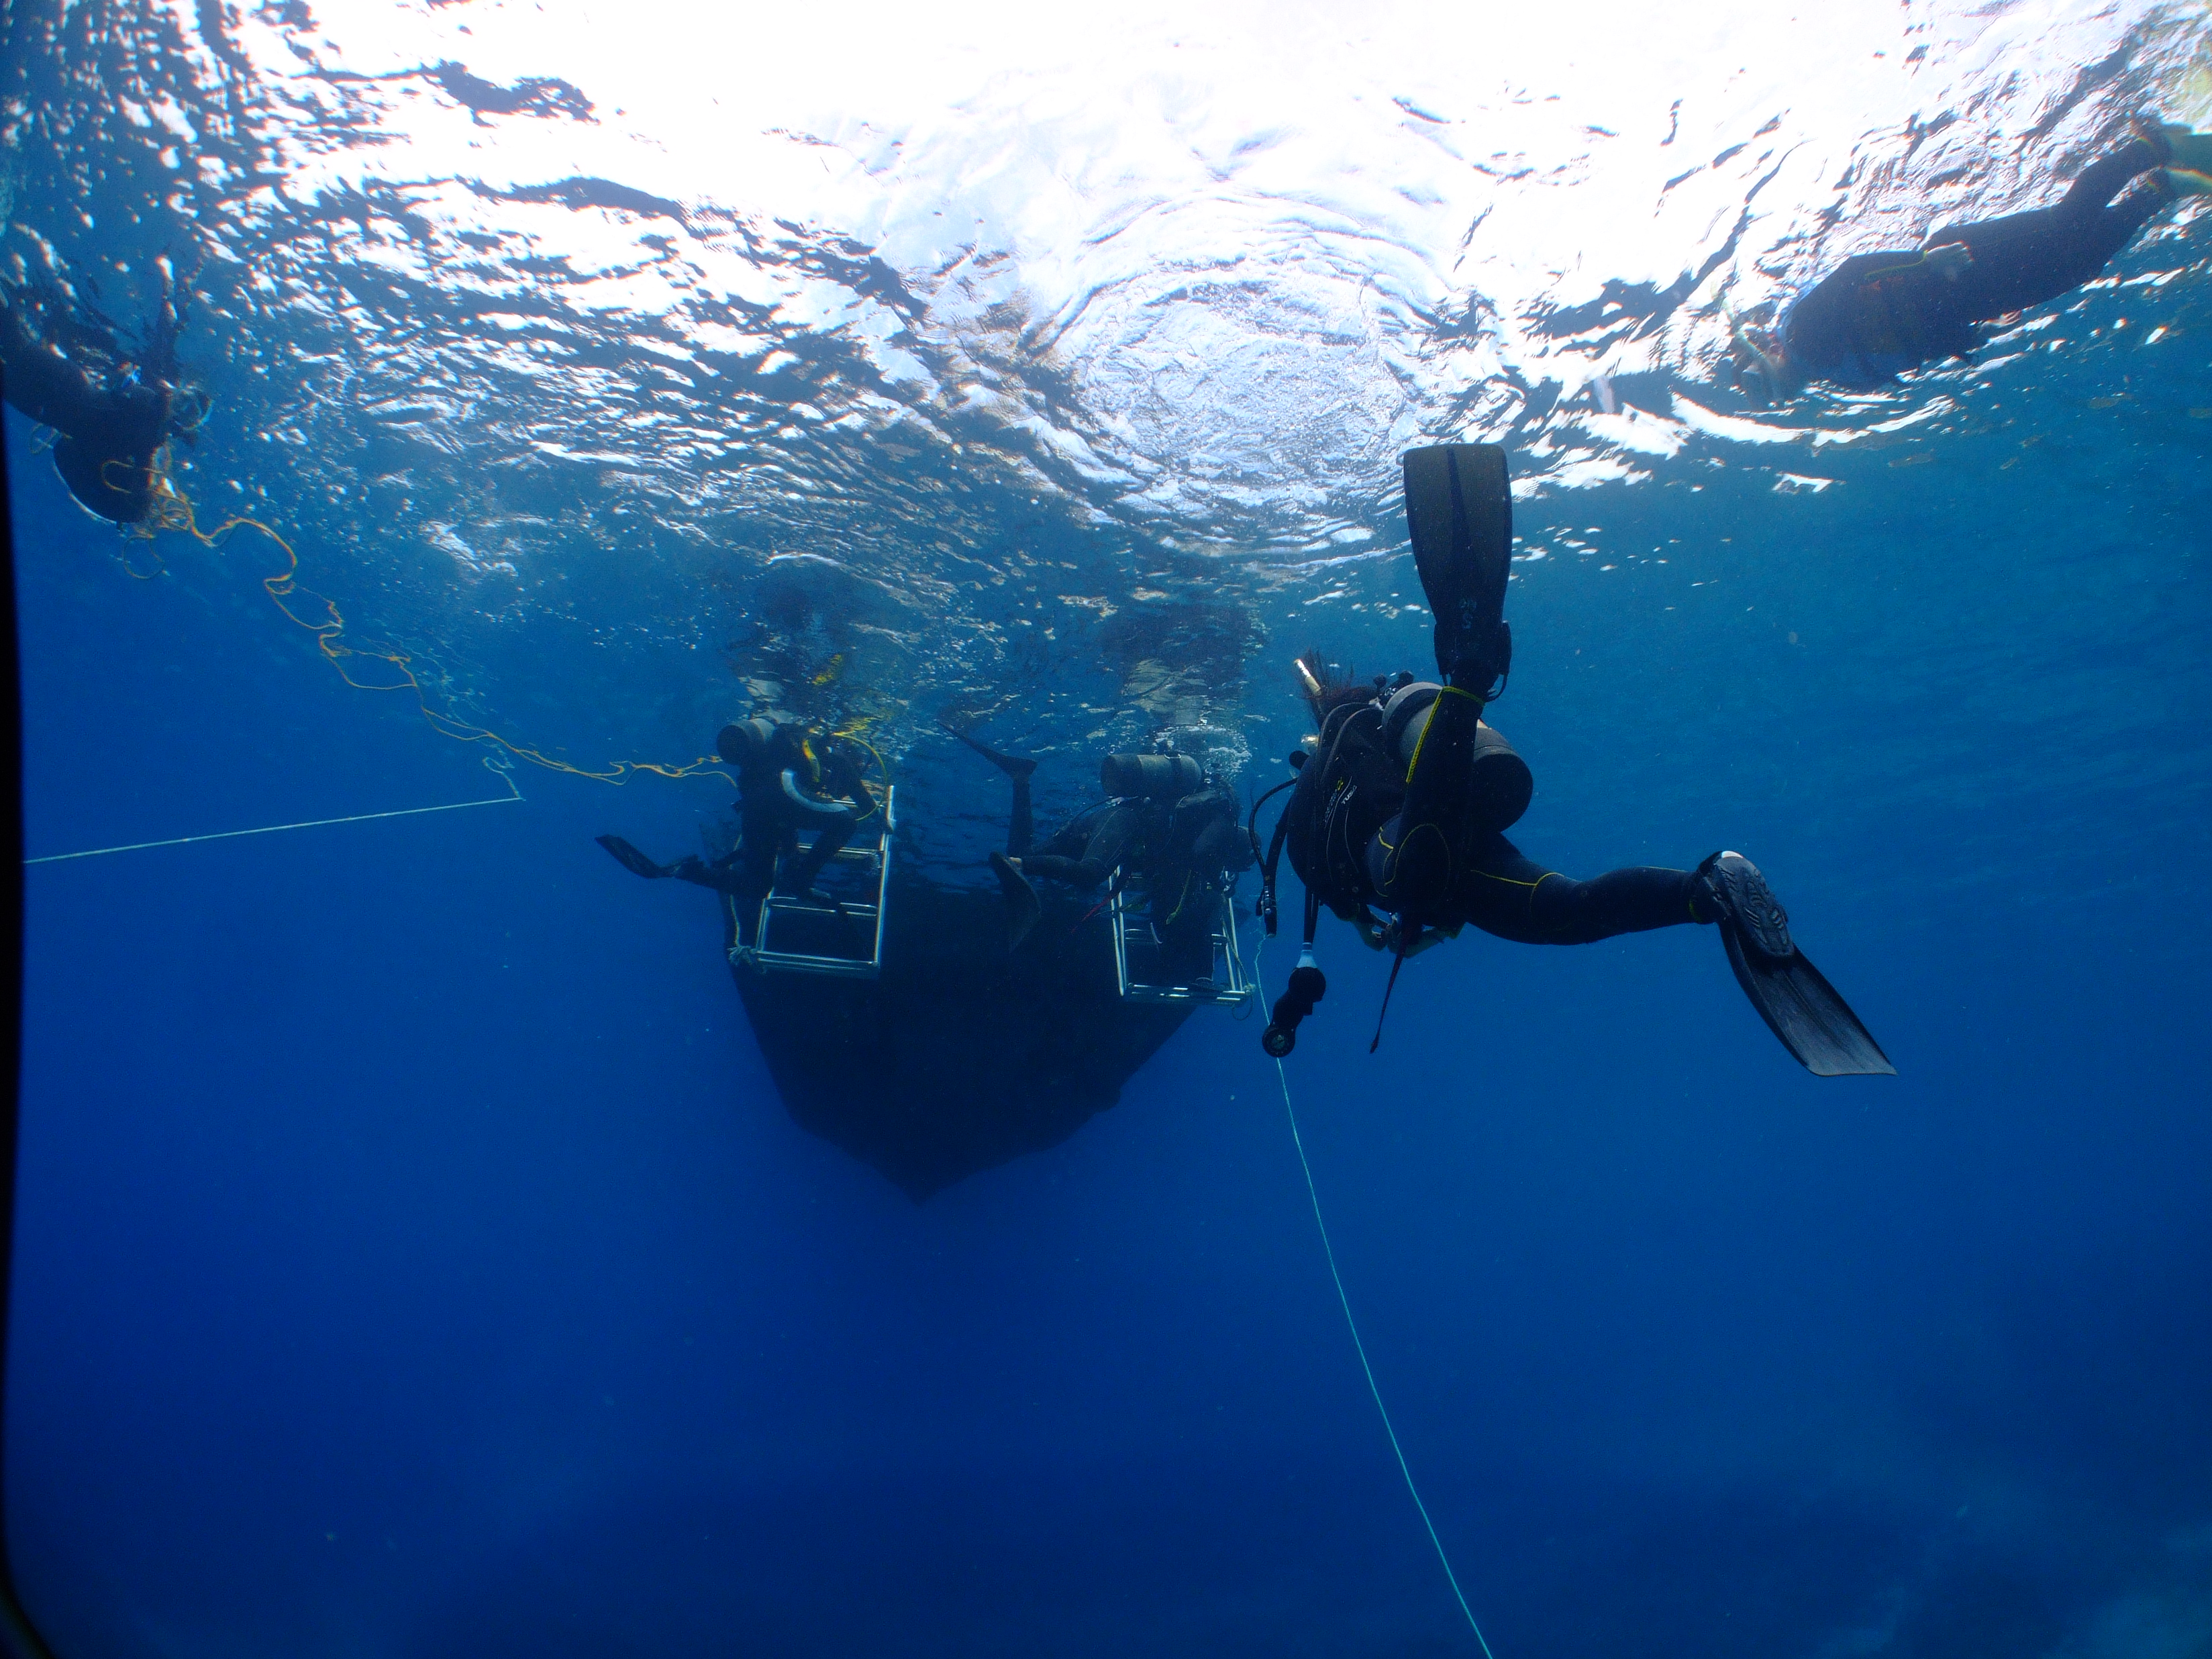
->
<box><xmin>9</xmin><ymin>4</ymin><xmax>2212</xmax><ymax>1654</ymax></box>
<box><xmin>13</xmin><ymin>376</ymin><xmax>2212</xmax><ymax>1654</ymax></box>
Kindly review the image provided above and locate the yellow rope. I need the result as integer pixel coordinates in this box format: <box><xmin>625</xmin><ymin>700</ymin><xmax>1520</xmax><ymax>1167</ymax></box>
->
<box><xmin>135</xmin><ymin>461</ymin><xmax>735</xmax><ymax>788</ymax></box>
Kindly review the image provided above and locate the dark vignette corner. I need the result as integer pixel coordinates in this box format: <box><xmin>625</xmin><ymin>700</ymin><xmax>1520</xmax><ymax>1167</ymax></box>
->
<box><xmin>0</xmin><ymin>371</ymin><xmax>61</xmax><ymax>1659</ymax></box>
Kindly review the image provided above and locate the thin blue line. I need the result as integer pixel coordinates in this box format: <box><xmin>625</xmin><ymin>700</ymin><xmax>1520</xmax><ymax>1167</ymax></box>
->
<box><xmin>1262</xmin><ymin>946</ymin><xmax>1497</xmax><ymax>1658</ymax></box>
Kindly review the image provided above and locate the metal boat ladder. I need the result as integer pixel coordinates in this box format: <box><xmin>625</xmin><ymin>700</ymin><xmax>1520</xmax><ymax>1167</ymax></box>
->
<box><xmin>734</xmin><ymin>786</ymin><xmax>895</xmax><ymax>979</ymax></box>
<box><xmin>1108</xmin><ymin>868</ymin><xmax>1254</xmax><ymax>1007</ymax></box>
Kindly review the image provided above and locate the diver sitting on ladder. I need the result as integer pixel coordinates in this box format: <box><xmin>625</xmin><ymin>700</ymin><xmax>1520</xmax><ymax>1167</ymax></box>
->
<box><xmin>943</xmin><ymin>720</ymin><xmax>1251</xmax><ymax>981</ymax></box>
<box><xmin>596</xmin><ymin>717</ymin><xmax>880</xmax><ymax>963</ymax></box>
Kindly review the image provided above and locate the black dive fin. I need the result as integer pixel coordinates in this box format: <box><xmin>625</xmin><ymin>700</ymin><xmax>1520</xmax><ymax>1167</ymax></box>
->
<box><xmin>989</xmin><ymin>851</ymin><xmax>1043</xmax><ymax>950</ymax></box>
<box><xmin>597</xmin><ymin>834</ymin><xmax>673</xmax><ymax>881</ymax></box>
<box><xmin>1370</xmin><ymin>687</ymin><xmax>1482</xmax><ymax>915</ymax></box>
<box><xmin>1403</xmin><ymin>444</ymin><xmax>1513</xmax><ymax>692</ymax></box>
<box><xmin>939</xmin><ymin>716</ymin><xmax>1038</xmax><ymax>780</ymax></box>
<box><xmin>1720</xmin><ymin>925</ymin><xmax>1895</xmax><ymax>1077</ymax></box>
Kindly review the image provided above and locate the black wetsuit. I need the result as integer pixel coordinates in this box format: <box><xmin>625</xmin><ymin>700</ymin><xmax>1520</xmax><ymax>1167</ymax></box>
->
<box><xmin>1782</xmin><ymin>137</ymin><xmax>2174</xmax><ymax>387</ymax></box>
<box><xmin>1019</xmin><ymin>801</ymin><xmax>1141</xmax><ymax>887</ymax></box>
<box><xmin>1425</xmin><ymin>835</ymin><xmax>1695</xmax><ymax>944</ymax></box>
<box><xmin>1146</xmin><ymin>790</ymin><xmax>1252</xmax><ymax>974</ymax></box>
<box><xmin>600</xmin><ymin>727</ymin><xmax>875</xmax><ymax>951</ymax></box>
<box><xmin>1021</xmin><ymin>785</ymin><xmax>1250</xmax><ymax>976</ymax></box>
<box><xmin>1282</xmin><ymin>689</ymin><xmax>1703</xmax><ymax>950</ymax></box>
<box><xmin>1261</xmin><ymin>442</ymin><xmax>1893</xmax><ymax>1074</ymax></box>
<box><xmin>1024</xmin><ymin>788</ymin><xmax>1246</xmax><ymax>891</ymax></box>
<box><xmin>0</xmin><ymin>279</ymin><xmax>185</xmax><ymax>523</ymax></box>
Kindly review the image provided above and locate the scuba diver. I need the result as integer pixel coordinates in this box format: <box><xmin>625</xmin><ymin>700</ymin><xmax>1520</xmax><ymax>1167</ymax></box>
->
<box><xmin>0</xmin><ymin>260</ymin><xmax>205</xmax><ymax>525</ymax></box>
<box><xmin>946</xmin><ymin>720</ymin><xmax>1252</xmax><ymax>975</ymax></box>
<box><xmin>1253</xmin><ymin>442</ymin><xmax>1891</xmax><ymax>1077</ymax></box>
<box><xmin>597</xmin><ymin>717</ymin><xmax>878</xmax><ymax>961</ymax></box>
<box><xmin>1738</xmin><ymin>119</ymin><xmax>2212</xmax><ymax>394</ymax></box>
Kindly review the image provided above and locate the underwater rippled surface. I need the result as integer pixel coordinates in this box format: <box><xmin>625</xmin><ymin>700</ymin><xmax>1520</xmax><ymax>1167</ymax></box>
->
<box><xmin>6</xmin><ymin>1</ymin><xmax>2212</xmax><ymax>1654</ymax></box>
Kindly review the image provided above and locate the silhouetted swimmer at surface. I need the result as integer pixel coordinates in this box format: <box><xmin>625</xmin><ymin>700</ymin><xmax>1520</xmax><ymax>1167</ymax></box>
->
<box><xmin>944</xmin><ymin>719</ymin><xmax>1251</xmax><ymax>974</ymax></box>
<box><xmin>1737</xmin><ymin>119</ymin><xmax>2212</xmax><ymax>395</ymax></box>
<box><xmin>597</xmin><ymin>718</ymin><xmax>878</xmax><ymax>957</ymax></box>
<box><xmin>0</xmin><ymin>263</ymin><xmax>205</xmax><ymax>525</ymax></box>
<box><xmin>1255</xmin><ymin>444</ymin><xmax>1892</xmax><ymax>1076</ymax></box>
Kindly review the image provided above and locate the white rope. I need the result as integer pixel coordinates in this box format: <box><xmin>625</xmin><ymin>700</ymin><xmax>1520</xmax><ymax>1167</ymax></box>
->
<box><xmin>25</xmin><ymin>758</ymin><xmax>521</xmax><ymax>865</ymax></box>
<box><xmin>1259</xmin><ymin>944</ymin><xmax>1497</xmax><ymax>1658</ymax></box>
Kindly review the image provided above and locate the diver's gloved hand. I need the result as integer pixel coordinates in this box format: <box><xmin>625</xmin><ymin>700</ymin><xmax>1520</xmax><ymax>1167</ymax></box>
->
<box><xmin>1376</xmin><ymin>915</ymin><xmax>1456</xmax><ymax>960</ymax></box>
<box><xmin>1691</xmin><ymin>851</ymin><xmax>1795</xmax><ymax>961</ymax></box>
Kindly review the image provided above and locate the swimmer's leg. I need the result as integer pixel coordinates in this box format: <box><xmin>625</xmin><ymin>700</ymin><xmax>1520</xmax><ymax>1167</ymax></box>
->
<box><xmin>1454</xmin><ymin>834</ymin><xmax>1697</xmax><ymax>946</ymax></box>
<box><xmin>1017</xmin><ymin>805</ymin><xmax>1138</xmax><ymax>889</ymax></box>
<box><xmin>2073</xmin><ymin>164</ymin><xmax>2176</xmax><ymax>269</ymax></box>
<box><xmin>780</xmin><ymin>811</ymin><xmax>857</xmax><ymax>896</ymax></box>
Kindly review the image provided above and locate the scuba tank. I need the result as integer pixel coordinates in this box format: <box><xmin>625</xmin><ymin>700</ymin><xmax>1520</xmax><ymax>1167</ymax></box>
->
<box><xmin>717</xmin><ymin>718</ymin><xmax>783</xmax><ymax>768</ymax></box>
<box><xmin>1100</xmin><ymin>752</ymin><xmax>1203</xmax><ymax>799</ymax></box>
<box><xmin>1266</xmin><ymin>681</ymin><xmax>1532</xmax><ymax>924</ymax></box>
<box><xmin>1376</xmin><ymin>681</ymin><xmax>1532</xmax><ymax>835</ymax></box>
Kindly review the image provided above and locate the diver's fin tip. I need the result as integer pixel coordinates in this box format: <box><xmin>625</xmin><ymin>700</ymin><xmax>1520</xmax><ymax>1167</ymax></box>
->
<box><xmin>940</xmin><ymin>715</ymin><xmax>1037</xmax><ymax>778</ymax></box>
<box><xmin>597</xmin><ymin>834</ymin><xmax>673</xmax><ymax>880</ymax></box>
<box><xmin>1401</xmin><ymin>442</ymin><xmax>1514</xmax><ymax>688</ymax></box>
<box><xmin>989</xmin><ymin>850</ymin><xmax>1043</xmax><ymax>948</ymax></box>
<box><xmin>1720</xmin><ymin>923</ymin><xmax>1893</xmax><ymax>1078</ymax></box>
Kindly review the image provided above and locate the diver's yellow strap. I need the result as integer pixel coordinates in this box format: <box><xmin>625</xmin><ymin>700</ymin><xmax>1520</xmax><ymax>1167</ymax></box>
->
<box><xmin>1861</xmin><ymin>252</ymin><xmax>1937</xmax><ymax>284</ymax></box>
<box><xmin>1404</xmin><ymin>685</ymin><xmax>1486</xmax><ymax>783</ymax></box>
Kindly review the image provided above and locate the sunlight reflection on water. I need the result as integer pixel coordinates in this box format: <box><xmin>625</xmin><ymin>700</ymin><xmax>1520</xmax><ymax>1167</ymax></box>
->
<box><xmin>7</xmin><ymin>0</ymin><xmax>2210</xmax><ymax>792</ymax></box>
